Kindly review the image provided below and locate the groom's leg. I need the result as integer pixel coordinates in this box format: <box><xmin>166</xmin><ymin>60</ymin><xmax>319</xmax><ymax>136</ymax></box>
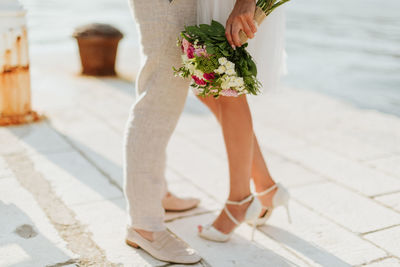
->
<box><xmin>124</xmin><ymin>0</ymin><xmax>197</xmax><ymax>231</ymax></box>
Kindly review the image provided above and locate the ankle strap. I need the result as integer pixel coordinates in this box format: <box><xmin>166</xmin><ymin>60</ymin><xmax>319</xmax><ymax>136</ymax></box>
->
<box><xmin>226</xmin><ymin>194</ymin><xmax>254</xmax><ymax>205</ymax></box>
<box><xmin>223</xmin><ymin>194</ymin><xmax>255</xmax><ymax>226</ymax></box>
<box><xmin>256</xmin><ymin>184</ymin><xmax>278</xmax><ymax>197</ymax></box>
<box><xmin>224</xmin><ymin>206</ymin><xmax>240</xmax><ymax>225</ymax></box>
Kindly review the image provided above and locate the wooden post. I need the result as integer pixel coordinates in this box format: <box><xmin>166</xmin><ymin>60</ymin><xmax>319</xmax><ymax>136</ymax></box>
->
<box><xmin>0</xmin><ymin>0</ymin><xmax>42</xmax><ymax>126</ymax></box>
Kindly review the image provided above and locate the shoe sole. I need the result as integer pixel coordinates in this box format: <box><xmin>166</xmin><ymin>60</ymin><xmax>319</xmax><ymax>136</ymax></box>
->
<box><xmin>125</xmin><ymin>239</ymin><xmax>201</xmax><ymax>264</ymax></box>
<box><xmin>125</xmin><ymin>239</ymin><xmax>140</xmax><ymax>249</ymax></box>
<box><xmin>164</xmin><ymin>205</ymin><xmax>198</xmax><ymax>212</ymax></box>
<box><xmin>164</xmin><ymin>201</ymin><xmax>200</xmax><ymax>212</ymax></box>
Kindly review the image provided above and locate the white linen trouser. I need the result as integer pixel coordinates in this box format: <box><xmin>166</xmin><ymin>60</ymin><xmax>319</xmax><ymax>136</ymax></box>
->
<box><xmin>123</xmin><ymin>0</ymin><xmax>197</xmax><ymax>231</ymax></box>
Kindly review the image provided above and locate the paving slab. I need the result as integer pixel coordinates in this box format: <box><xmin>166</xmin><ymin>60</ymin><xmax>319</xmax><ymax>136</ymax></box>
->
<box><xmin>0</xmin><ymin>156</ymin><xmax>13</xmax><ymax>179</ymax></box>
<box><xmin>167</xmin><ymin>213</ymin><xmax>310</xmax><ymax>267</ymax></box>
<box><xmin>364</xmin><ymin>226</ymin><xmax>400</xmax><ymax>258</ymax></box>
<box><xmin>0</xmin><ymin>178</ymin><xmax>77</xmax><ymax>267</ymax></box>
<box><xmin>291</xmin><ymin>182</ymin><xmax>400</xmax><ymax>234</ymax></box>
<box><xmin>375</xmin><ymin>192</ymin><xmax>400</xmax><ymax>213</ymax></box>
<box><xmin>364</xmin><ymin>257</ymin><xmax>400</xmax><ymax>267</ymax></box>
<box><xmin>303</xmin><ymin>129</ymin><xmax>391</xmax><ymax>162</ymax></box>
<box><xmin>281</xmin><ymin>146</ymin><xmax>400</xmax><ymax>196</ymax></box>
<box><xmin>46</xmin><ymin>107</ymin><xmax>125</xmax><ymax>189</ymax></box>
<box><xmin>167</xmin><ymin>135</ymin><xmax>230</xmax><ymax>204</ymax></box>
<box><xmin>0</xmin><ymin>121</ymin><xmax>73</xmax><ymax>157</ymax></box>
<box><xmin>261</xmin><ymin>201</ymin><xmax>386</xmax><ymax>266</ymax></box>
<box><xmin>8</xmin><ymin>121</ymin><xmax>73</xmax><ymax>154</ymax></box>
<box><xmin>367</xmin><ymin>155</ymin><xmax>400</xmax><ymax>179</ymax></box>
<box><xmin>262</xmin><ymin>158</ymin><xmax>325</xmax><ymax>188</ymax></box>
<box><xmin>249</xmin><ymin>88</ymin><xmax>400</xmax><ymax>156</ymax></box>
<box><xmin>0</xmin><ymin>127</ymin><xmax>29</xmax><ymax>156</ymax></box>
<box><xmin>5</xmin><ymin>149</ymin><xmax>122</xmax><ymax>208</ymax></box>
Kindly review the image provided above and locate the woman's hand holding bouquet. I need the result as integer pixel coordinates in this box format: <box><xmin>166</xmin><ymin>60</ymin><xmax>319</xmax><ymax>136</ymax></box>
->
<box><xmin>173</xmin><ymin>0</ymin><xmax>291</xmax><ymax>98</ymax></box>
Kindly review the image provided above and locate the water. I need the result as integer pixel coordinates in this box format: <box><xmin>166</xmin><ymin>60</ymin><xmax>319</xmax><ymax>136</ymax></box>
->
<box><xmin>19</xmin><ymin>0</ymin><xmax>400</xmax><ymax>116</ymax></box>
<box><xmin>283</xmin><ymin>0</ymin><xmax>400</xmax><ymax>116</ymax></box>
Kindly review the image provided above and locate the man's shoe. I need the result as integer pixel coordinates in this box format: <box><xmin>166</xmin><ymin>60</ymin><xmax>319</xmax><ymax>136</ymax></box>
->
<box><xmin>162</xmin><ymin>193</ymin><xmax>200</xmax><ymax>212</ymax></box>
<box><xmin>126</xmin><ymin>228</ymin><xmax>201</xmax><ymax>264</ymax></box>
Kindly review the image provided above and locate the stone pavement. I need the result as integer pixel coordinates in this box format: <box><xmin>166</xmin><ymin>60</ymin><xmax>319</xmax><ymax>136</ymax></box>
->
<box><xmin>1</xmin><ymin>43</ymin><xmax>400</xmax><ymax>267</ymax></box>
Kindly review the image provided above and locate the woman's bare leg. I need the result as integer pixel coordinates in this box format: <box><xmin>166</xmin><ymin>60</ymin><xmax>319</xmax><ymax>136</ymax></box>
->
<box><xmin>197</xmin><ymin>96</ymin><xmax>277</xmax><ymax>218</ymax></box>
<box><xmin>200</xmin><ymin>95</ymin><xmax>253</xmax><ymax>234</ymax></box>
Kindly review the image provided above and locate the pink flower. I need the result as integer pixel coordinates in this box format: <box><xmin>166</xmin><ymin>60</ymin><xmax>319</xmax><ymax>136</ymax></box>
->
<box><xmin>203</xmin><ymin>72</ymin><xmax>215</xmax><ymax>81</ymax></box>
<box><xmin>191</xmin><ymin>87</ymin><xmax>202</xmax><ymax>95</ymax></box>
<box><xmin>182</xmin><ymin>38</ymin><xmax>190</xmax><ymax>53</ymax></box>
<box><xmin>192</xmin><ymin>75</ymin><xmax>207</xmax><ymax>86</ymax></box>
<box><xmin>195</xmin><ymin>47</ymin><xmax>207</xmax><ymax>57</ymax></box>
<box><xmin>187</xmin><ymin>46</ymin><xmax>195</xmax><ymax>59</ymax></box>
<box><xmin>220</xmin><ymin>89</ymin><xmax>239</xmax><ymax>97</ymax></box>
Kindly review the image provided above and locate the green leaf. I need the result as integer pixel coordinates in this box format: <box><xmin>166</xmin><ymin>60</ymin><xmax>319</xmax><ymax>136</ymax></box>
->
<box><xmin>211</xmin><ymin>20</ymin><xmax>226</xmax><ymax>35</ymax></box>
<box><xmin>248</xmin><ymin>59</ymin><xmax>257</xmax><ymax>76</ymax></box>
<box><xmin>206</xmin><ymin>46</ymin><xmax>215</xmax><ymax>54</ymax></box>
<box><xmin>221</xmin><ymin>49</ymin><xmax>230</xmax><ymax>56</ymax></box>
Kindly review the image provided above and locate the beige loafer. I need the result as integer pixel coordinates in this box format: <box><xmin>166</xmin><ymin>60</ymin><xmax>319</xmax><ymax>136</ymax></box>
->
<box><xmin>126</xmin><ymin>228</ymin><xmax>201</xmax><ymax>264</ymax></box>
<box><xmin>162</xmin><ymin>193</ymin><xmax>200</xmax><ymax>212</ymax></box>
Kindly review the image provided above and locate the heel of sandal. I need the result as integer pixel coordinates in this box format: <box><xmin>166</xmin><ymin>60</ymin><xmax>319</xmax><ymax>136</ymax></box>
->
<box><xmin>126</xmin><ymin>239</ymin><xmax>140</xmax><ymax>248</ymax></box>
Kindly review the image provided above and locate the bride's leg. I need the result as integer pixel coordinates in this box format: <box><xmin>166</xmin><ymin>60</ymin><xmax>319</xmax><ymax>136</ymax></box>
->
<box><xmin>197</xmin><ymin>96</ymin><xmax>276</xmax><ymax>209</ymax></box>
<box><xmin>197</xmin><ymin>95</ymin><xmax>254</xmax><ymax>234</ymax></box>
<box><xmin>219</xmin><ymin>95</ymin><xmax>254</xmax><ymax>201</ymax></box>
<box><xmin>251</xmin><ymin>136</ymin><xmax>277</xmax><ymax>209</ymax></box>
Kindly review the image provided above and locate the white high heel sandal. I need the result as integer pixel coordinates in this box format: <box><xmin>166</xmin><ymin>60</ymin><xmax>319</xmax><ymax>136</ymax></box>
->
<box><xmin>198</xmin><ymin>194</ymin><xmax>262</xmax><ymax>242</ymax></box>
<box><xmin>253</xmin><ymin>183</ymin><xmax>291</xmax><ymax>226</ymax></box>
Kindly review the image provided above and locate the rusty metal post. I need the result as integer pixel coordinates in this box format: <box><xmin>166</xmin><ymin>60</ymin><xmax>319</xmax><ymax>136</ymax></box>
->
<box><xmin>73</xmin><ymin>23</ymin><xmax>123</xmax><ymax>76</ymax></box>
<box><xmin>0</xmin><ymin>0</ymin><xmax>42</xmax><ymax>126</ymax></box>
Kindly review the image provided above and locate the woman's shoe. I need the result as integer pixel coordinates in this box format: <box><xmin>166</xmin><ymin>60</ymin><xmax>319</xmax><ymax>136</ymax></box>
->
<box><xmin>198</xmin><ymin>194</ymin><xmax>262</xmax><ymax>242</ymax></box>
<box><xmin>253</xmin><ymin>183</ymin><xmax>291</xmax><ymax>226</ymax></box>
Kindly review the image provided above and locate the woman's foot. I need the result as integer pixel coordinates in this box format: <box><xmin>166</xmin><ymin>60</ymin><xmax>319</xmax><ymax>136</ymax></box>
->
<box><xmin>198</xmin><ymin>194</ymin><xmax>262</xmax><ymax>242</ymax></box>
<box><xmin>162</xmin><ymin>192</ymin><xmax>200</xmax><ymax>212</ymax></box>
<box><xmin>198</xmin><ymin>201</ymin><xmax>251</xmax><ymax>235</ymax></box>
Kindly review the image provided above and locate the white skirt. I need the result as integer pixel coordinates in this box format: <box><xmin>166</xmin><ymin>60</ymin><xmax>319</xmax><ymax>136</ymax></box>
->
<box><xmin>197</xmin><ymin>0</ymin><xmax>287</xmax><ymax>93</ymax></box>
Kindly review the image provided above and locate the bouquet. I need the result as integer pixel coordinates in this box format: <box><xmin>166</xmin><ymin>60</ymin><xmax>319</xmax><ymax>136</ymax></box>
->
<box><xmin>173</xmin><ymin>0</ymin><xmax>291</xmax><ymax>97</ymax></box>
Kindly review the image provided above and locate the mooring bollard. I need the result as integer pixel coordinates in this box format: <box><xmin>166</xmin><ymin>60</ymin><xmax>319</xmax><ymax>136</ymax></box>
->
<box><xmin>73</xmin><ymin>23</ymin><xmax>123</xmax><ymax>76</ymax></box>
<box><xmin>0</xmin><ymin>0</ymin><xmax>42</xmax><ymax>126</ymax></box>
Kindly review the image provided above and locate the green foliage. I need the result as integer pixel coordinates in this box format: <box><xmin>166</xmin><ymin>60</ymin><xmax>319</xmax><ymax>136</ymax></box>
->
<box><xmin>195</xmin><ymin>55</ymin><xmax>219</xmax><ymax>74</ymax></box>
<box><xmin>181</xmin><ymin>20</ymin><xmax>261</xmax><ymax>95</ymax></box>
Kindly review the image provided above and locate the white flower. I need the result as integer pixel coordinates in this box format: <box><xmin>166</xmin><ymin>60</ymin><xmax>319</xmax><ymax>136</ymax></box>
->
<box><xmin>218</xmin><ymin>57</ymin><xmax>228</xmax><ymax>65</ymax></box>
<box><xmin>221</xmin><ymin>81</ymin><xmax>230</xmax><ymax>90</ymax></box>
<box><xmin>194</xmin><ymin>69</ymin><xmax>204</xmax><ymax>78</ymax></box>
<box><xmin>181</xmin><ymin>54</ymin><xmax>189</xmax><ymax>63</ymax></box>
<box><xmin>236</xmin><ymin>77</ymin><xmax>244</xmax><ymax>87</ymax></box>
<box><xmin>225</xmin><ymin>61</ymin><xmax>235</xmax><ymax>70</ymax></box>
<box><xmin>184</xmin><ymin>61</ymin><xmax>196</xmax><ymax>73</ymax></box>
<box><xmin>226</xmin><ymin>68</ymin><xmax>236</xmax><ymax>76</ymax></box>
<box><xmin>220</xmin><ymin>75</ymin><xmax>230</xmax><ymax>89</ymax></box>
<box><xmin>220</xmin><ymin>75</ymin><xmax>236</xmax><ymax>89</ymax></box>
<box><xmin>215</xmin><ymin>65</ymin><xmax>226</xmax><ymax>74</ymax></box>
